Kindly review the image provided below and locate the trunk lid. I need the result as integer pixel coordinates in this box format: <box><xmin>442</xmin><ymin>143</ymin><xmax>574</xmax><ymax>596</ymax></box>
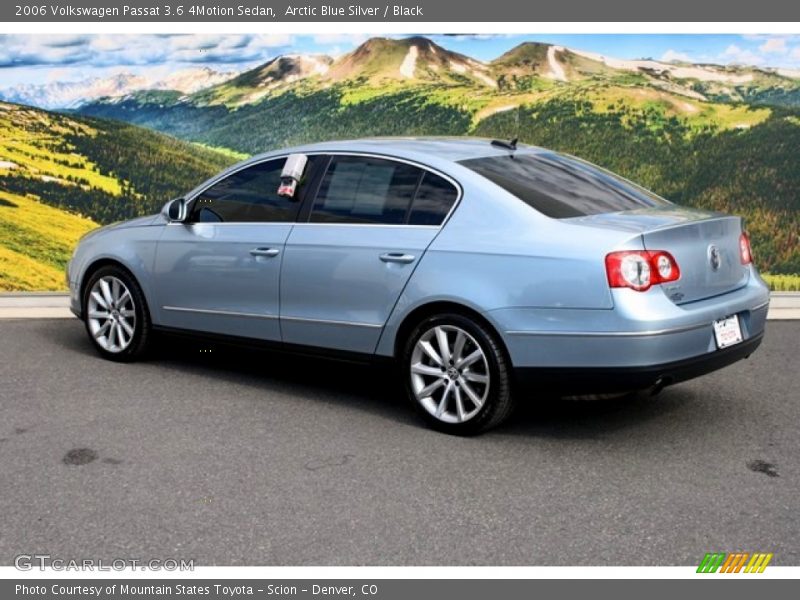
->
<box><xmin>566</xmin><ymin>207</ymin><xmax>750</xmax><ymax>304</ymax></box>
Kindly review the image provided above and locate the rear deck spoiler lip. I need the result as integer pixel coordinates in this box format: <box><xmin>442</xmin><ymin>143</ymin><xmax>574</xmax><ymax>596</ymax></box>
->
<box><xmin>562</xmin><ymin>211</ymin><xmax>739</xmax><ymax>236</ymax></box>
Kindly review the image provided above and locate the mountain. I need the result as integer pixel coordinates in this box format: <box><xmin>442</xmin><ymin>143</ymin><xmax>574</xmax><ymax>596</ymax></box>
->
<box><xmin>189</xmin><ymin>37</ymin><xmax>498</xmax><ymax>108</ymax></box>
<box><xmin>323</xmin><ymin>36</ymin><xmax>497</xmax><ymax>87</ymax></box>
<box><xmin>490</xmin><ymin>42</ymin><xmax>617</xmax><ymax>85</ymax></box>
<box><xmin>565</xmin><ymin>49</ymin><xmax>800</xmax><ymax>105</ymax></box>
<box><xmin>155</xmin><ymin>67</ymin><xmax>240</xmax><ymax>95</ymax></box>
<box><xmin>0</xmin><ymin>101</ymin><xmax>236</xmax><ymax>290</ymax></box>
<box><xmin>0</xmin><ymin>67</ymin><xmax>239</xmax><ymax>110</ymax></box>
<box><xmin>194</xmin><ymin>55</ymin><xmax>333</xmax><ymax>106</ymax></box>
<box><xmin>80</xmin><ymin>37</ymin><xmax>800</xmax><ymax>115</ymax></box>
<box><xmin>52</xmin><ymin>35</ymin><xmax>800</xmax><ymax>275</ymax></box>
<box><xmin>1</xmin><ymin>73</ymin><xmax>148</xmax><ymax>110</ymax></box>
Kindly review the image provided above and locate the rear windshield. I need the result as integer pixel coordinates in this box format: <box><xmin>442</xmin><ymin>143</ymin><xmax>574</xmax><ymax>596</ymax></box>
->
<box><xmin>459</xmin><ymin>153</ymin><xmax>671</xmax><ymax>218</ymax></box>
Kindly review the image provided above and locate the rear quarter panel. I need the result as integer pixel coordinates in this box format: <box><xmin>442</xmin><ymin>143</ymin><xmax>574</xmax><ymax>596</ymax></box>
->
<box><xmin>375</xmin><ymin>166</ymin><xmax>644</xmax><ymax>356</ymax></box>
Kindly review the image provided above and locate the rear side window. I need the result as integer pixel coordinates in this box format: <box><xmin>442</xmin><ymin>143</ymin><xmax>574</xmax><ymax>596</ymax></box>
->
<box><xmin>191</xmin><ymin>158</ymin><xmax>299</xmax><ymax>223</ymax></box>
<box><xmin>408</xmin><ymin>172</ymin><xmax>458</xmax><ymax>226</ymax></box>
<box><xmin>459</xmin><ymin>153</ymin><xmax>671</xmax><ymax>218</ymax></box>
<box><xmin>310</xmin><ymin>156</ymin><xmax>421</xmax><ymax>225</ymax></box>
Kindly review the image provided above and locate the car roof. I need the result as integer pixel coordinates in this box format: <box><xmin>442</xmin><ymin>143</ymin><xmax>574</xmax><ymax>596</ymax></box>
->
<box><xmin>250</xmin><ymin>137</ymin><xmax>542</xmax><ymax>164</ymax></box>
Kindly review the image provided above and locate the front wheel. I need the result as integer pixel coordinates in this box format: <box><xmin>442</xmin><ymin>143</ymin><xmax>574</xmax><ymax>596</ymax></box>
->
<box><xmin>403</xmin><ymin>313</ymin><xmax>514</xmax><ymax>435</ymax></box>
<box><xmin>83</xmin><ymin>266</ymin><xmax>151</xmax><ymax>362</ymax></box>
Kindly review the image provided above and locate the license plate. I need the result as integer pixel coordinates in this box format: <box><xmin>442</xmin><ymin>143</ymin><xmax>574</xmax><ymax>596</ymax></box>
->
<box><xmin>713</xmin><ymin>315</ymin><xmax>743</xmax><ymax>349</ymax></box>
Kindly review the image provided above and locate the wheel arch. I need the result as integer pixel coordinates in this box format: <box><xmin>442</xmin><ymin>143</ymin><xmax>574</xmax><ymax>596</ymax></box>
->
<box><xmin>79</xmin><ymin>258</ymin><xmax>150</xmax><ymax>319</ymax></box>
<box><xmin>391</xmin><ymin>300</ymin><xmax>510</xmax><ymax>362</ymax></box>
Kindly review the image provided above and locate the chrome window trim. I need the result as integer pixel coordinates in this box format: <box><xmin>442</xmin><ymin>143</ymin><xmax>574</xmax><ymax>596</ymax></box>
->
<box><xmin>183</xmin><ymin>151</ymin><xmax>463</xmax><ymax>228</ymax></box>
<box><xmin>288</xmin><ymin>222</ymin><xmax>439</xmax><ymax>229</ymax></box>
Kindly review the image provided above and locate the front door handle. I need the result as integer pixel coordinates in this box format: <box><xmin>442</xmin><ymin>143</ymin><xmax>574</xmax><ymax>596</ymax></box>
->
<box><xmin>379</xmin><ymin>252</ymin><xmax>416</xmax><ymax>264</ymax></box>
<box><xmin>250</xmin><ymin>247</ymin><xmax>280</xmax><ymax>257</ymax></box>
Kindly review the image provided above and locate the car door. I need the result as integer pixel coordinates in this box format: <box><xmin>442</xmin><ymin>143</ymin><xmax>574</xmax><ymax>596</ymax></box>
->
<box><xmin>152</xmin><ymin>156</ymin><xmax>322</xmax><ymax>341</ymax></box>
<box><xmin>280</xmin><ymin>154</ymin><xmax>460</xmax><ymax>353</ymax></box>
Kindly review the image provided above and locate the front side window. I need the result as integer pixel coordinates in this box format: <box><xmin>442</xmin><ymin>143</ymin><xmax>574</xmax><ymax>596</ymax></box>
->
<box><xmin>310</xmin><ymin>156</ymin><xmax>421</xmax><ymax>225</ymax></box>
<box><xmin>190</xmin><ymin>158</ymin><xmax>304</xmax><ymax>223</ymax></box>
<box><xmin>459</xmin><ymin>153</ymin><xmax>671</xmax><ymax>219</ymax></box>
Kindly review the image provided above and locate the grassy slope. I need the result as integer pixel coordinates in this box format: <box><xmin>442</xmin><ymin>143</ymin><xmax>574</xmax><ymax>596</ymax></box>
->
<box><xmin>0</xmin><ymin>189</ymin><xmax>95</xmax><ymax>290</ymax></box>
<box><xmin>0</xmin><ymin>102</ymin><xmax>236</xmax><ymax>291</ymax></box>
<box><xmin>0</xmin><ymin>103</ymin><xmax>125</xmax><ymax>196</ymax></box>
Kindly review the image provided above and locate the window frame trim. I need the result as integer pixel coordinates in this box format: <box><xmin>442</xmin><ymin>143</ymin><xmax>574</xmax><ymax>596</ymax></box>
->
<box><xmin>182</xmin><ymin>151</ymin><xmax>463</xmax><ymax>228</ymax></box>
<box><xmin>185</xmin><ymin>156</ymin><xmax>305</xmax><ymax>225</ymax></box>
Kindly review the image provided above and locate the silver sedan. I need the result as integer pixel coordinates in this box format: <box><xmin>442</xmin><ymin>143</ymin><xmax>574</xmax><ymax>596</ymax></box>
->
<box><xmin>68</xmin><ymin>138</ymin><xmax>769</xmax><ymax>434</ymax></box>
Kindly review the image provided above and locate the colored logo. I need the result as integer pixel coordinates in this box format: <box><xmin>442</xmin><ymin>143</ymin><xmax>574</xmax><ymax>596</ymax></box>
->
<box><xmin>697</xmin><ymin>552</ymin><xmax>773</xmax><ymax>573</ymax></box>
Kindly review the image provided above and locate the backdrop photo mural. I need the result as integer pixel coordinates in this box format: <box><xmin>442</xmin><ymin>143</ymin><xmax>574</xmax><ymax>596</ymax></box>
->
<box><xmin>1</xmin><ymin>33</ymin><xmax>798</xmax><ymax>291</ymax></box>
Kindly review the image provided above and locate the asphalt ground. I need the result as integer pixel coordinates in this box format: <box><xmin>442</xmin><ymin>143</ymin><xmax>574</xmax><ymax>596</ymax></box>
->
<box><xmin>0</xmin><ymin>319</ymin><xmax>797</xmax><ymax>566</ymax></box>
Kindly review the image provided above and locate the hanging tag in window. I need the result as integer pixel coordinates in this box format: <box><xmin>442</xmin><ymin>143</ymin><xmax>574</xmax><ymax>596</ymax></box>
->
<box><xmin>278</xmin><ymin>154</ymin><xmax>308</xmax><ymax>199</ymax></box>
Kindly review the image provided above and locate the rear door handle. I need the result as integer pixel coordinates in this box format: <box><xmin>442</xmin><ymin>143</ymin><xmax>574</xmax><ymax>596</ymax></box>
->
<box><xmin>250</xmin><ymin>247</ymin><xmax>280</xmax><ymax>257</ymax></box>
<box><xmin>379</xmin><ymin>252</ymin><xmax>416</xmax><ymax>264</ymax></box>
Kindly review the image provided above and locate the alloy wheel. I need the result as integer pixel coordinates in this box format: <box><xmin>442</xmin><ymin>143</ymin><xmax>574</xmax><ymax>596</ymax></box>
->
<box><xmin>87</xmin><ymin>275</ymin><xmax>137</xmax><ymax>353</ymax></box>
<box><xmin>409</xmin><ymin>324</ymin><xmax>491</xmax><ymax>424</ymax></box>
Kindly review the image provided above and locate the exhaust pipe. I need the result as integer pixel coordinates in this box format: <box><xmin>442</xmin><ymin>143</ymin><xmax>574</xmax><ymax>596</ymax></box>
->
<box><xmin>650</xmin><ymin>376</ymin><xmax>671</xmax><ymax>396</ymax></box>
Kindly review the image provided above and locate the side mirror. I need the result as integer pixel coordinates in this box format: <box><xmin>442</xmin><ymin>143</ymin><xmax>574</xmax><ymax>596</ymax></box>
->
<box><xmin>164</xmin><ymin>197</ymin><xmax>187</xmax><ymax>222</ymax></box>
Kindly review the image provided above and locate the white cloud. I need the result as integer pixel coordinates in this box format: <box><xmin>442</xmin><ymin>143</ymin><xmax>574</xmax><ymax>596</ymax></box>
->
<box><xmin>0</xmin><ymin>34</ymin><xmax>296</xmax><ymax>68</ymax></box>
<box><xmin>326</xmin><ymin>46</ymin><xmax>345</xmax><ymax>58</ymax></box>
<box><xmin>660</xmin><ymin>49</ymin><xmax>693</xmax><ymax>63</ymax></box>
<box><xmin>313</xmin><ymin>34</ymin><xmax>368</xmax><ymax>45</ymax></box>
<box><xmin>441</xmin><ymin>34</ymin><xmax>513</xmax><ymax>41</ymax></box>
<box><xmin>759</xmin><ymin>38</ymin><xmax>787</xmax><ymax>54</ymax></box>
<box><xmin>722</xmin><ymin>44</ymin><xmax>766</xmax><ymax>66</ymax></box>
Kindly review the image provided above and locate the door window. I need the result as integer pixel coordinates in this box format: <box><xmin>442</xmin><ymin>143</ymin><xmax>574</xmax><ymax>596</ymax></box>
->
<box><xmin>408</xmin><ymin>171</ymin><xmax>459</xmax><ymax>226</ymax></box>
<box><xmin>310</xmin><ymin>156</ymin><xmax>421</xmax><ymax>225</ymax></box>
<box><xmin>190</xmin><ymin>158</ymin><xmax>310</xmax><ymax>223</ymax></box>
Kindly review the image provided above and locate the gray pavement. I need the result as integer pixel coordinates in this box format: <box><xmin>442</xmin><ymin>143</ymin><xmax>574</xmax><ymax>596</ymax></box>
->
<box><xmin>0</xmin><ymin>319</ymin><xmax>798</xmax><ymax>566</ymax></box>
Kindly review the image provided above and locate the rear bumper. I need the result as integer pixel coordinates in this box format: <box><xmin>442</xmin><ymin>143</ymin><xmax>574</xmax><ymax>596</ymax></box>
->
<box><xmin>492</xmin><ymin>271</ymin><xmax>770</xmax><ymax>369</ymax></box>
<box><xmin>514</xmin><ymin>331</ymin><xmax>763</xmax><ymax>394</ymax></box>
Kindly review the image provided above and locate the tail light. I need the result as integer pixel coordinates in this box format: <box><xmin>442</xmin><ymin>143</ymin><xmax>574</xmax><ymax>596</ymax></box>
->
<box><xmin>605</xmin><ymin>250</ymin><xmax>681</xmax><ymax>292</ymax></box>
<box><xmin>740</xmin><ymin>231</ymin><xmax>753</xmax><ymax>265</ymax></box>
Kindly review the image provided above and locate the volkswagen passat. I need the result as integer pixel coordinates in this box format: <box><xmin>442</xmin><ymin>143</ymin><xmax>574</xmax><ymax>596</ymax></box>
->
<box><xmin>67</xmin><ymin>138</ymin><xmax>769</xmax><ymax>434</ymax></box>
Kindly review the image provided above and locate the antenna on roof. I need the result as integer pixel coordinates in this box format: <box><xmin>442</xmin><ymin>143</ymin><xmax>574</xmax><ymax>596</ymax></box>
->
<box><xmin>491</xmin><ymin>105</ymin><xmax>520</xmax><ymax>152</ymax></box>
<box><xmin>491</xmin><ymin>137</ymin><xmax>518</xmax><ymax>151</ymax></box>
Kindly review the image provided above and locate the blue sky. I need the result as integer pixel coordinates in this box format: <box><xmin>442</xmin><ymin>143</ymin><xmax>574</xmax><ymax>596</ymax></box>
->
<box><xmin>1</xmin><ymin>33</ymin><xmax>799</xmax><ymax>87</ymax></box>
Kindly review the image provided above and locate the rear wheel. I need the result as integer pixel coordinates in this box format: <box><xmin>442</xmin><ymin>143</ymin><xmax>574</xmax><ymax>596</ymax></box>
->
<box><xmin>83</xmin><ymin>266</ymin><xmax>151</xmax><ymax>362</ymax></box>
<box><xmin>403</xmin><ymin>313</ymin><xmax>514</xmax><ymax>435</ymax></box>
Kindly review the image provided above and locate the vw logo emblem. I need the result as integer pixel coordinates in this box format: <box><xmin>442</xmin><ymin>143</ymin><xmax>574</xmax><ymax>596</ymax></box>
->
<box><xmin>708</xmin><ymin>245</ymin><xmax>721</xmax><ymax>270</ymax></box>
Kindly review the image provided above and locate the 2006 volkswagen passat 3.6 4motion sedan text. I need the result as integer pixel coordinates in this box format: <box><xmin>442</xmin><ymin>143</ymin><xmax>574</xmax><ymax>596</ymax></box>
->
<box><xmin>67</xmin><ymin>138</ymin><xmax>769</xmax><ymax>434</ymax></box>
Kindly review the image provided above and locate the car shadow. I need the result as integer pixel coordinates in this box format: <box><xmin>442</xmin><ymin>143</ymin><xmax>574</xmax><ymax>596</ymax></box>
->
<box><xmin>54</xmin><ymin>322</ymin><xmax>415</xmax><ymax>426</ymax></box>
<box><xmin>54</xmin><ymin>321</ymin><xmax>698</xmax><ymax>438</ymax></box>
<box><xmin>502</xmin><ymin>386</ymin><xmax>696</xmax><ymax>440</ymax></box>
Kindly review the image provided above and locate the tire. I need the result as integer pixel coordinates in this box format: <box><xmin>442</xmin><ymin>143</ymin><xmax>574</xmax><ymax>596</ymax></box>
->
<box><xmin>402</xmin><ymin>313</ymin><xmax>514</xmax><ymax>435</ymax></box>
<box><xmin>82</xmin><ymin>265</ymin><xmax>151</xmax><ymax>362</ymax></box>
